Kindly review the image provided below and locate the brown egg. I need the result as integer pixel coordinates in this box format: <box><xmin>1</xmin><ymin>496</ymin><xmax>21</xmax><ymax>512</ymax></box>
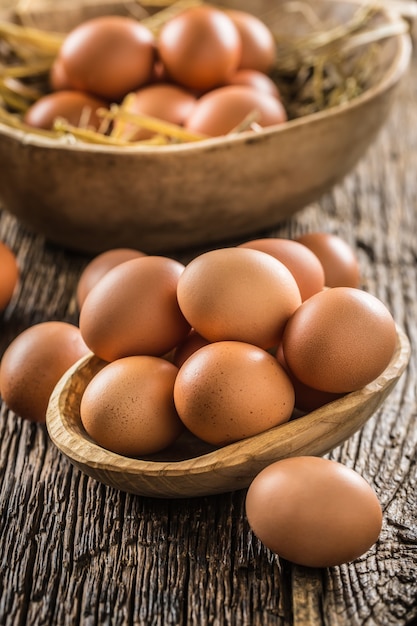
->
<box><xmin>114</xmin><ymin>84</ymin><xmax>197</xmax><ymax>141</ymax></box>
<box><xmin>172</xmin><ymin>329</ymin><xmax>210</xmax><ymax>368</ymax></box>
<box><xmin>157</xmin><ymin>5</ymin><xmax>241</xmax><ymax>91</ymax></box>
<box><xmin>0</xmin><ymin>321</ymin><xmax>89</xmax><ymax>423</ymax></box>
<box><xmin>76</xmin><ymin>248</ymin><xmax>146</xmax><ymax>309</ymax></box>
<box><xmin>0</xmin><ymin>242</ymin><xmax>18</xmax><ymax>311</ymax></box>
<box><xmin>177</xmin><ymin>247</ymin><xmax>301</xmax><ymax>350</ymax></box>
<box><xmin>49</xmin><ymin>56</ymin><xmax>72</xmax><ymax>91</ymax></box>
<box><xmin>173</xmin><ymin>341</ymin><xmax>295</xmax><ymax>446</ymax></box>
<box><xmin>224</xmin><ymin>69</ymin><xmax>280</xmax><ymax>98</ymax></box>
<box><xmin>184</xmin><ymin>85</ymin><xmax>287</xmax><ymax>136</ymax></box>
<box><xmin>282</xmin><ymin>287</ymin><xmax>398</xmax><ymax>393</ymax></box>
<box><xmin>276</xmin><ymin>343</ymin><xmax>344</xmax><ymax>412</ymax></box>
<box><xmin>225</xmin><ymin>9</ymin><xmax>277</xmax><ymax>74</ymax></box>
<box><xmin>24</xmin><ymin>90</ymin><xmax>107</xmax><ymax>131</ymax></box>
<box><xmin>80</xmin><ymin>356</ymin><xmax>183</xmax><ymax>456</ymax></box>
<box><xmin>59</xmin><ymin>16</ymin><xmax>155</xmax><ymax>100</ymax></box>
<box><xmin>79</xmin><ymin>256</ymin><xmax>190</xmax><ymax>361</ymax></box>
<box><xmin>245</xmin><ymin>456</ymin><xmax>383</xmax><ymax>567</ymax></box>
<box><xmin>239</xmin><ymin>238</ymin><xmax>325</xmax><ymax>301</ymax></box>
<box><xmin>295</xmin><ymin>232</ymin><xmax>361</xmax><ymax>288</ymax></box>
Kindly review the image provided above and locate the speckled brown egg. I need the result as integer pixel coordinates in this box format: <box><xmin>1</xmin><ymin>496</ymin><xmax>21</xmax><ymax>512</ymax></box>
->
<box><xmin>239</xmin><ymin>238</ymin><xmax>325</xmax><ymax>301</ymax></box>
<box><xmin>0</xmin><ymin>321</ymin><xmax>90</xmax><ymax>423</ymax></box>
<box><xmin>173</xmin><ymin>340</ymin><xmax>295</xmax><ymax>446</ymax></box>
<box><xmin>79</xmin><ymin>256</ymin><xmax>190</xmax><ymax>361</ymax></box>
<box><xmin>245</xmin><ymin>456</ymin><xmax>383</xmax><ymax>567</ymax></box>
<box><xmin>76</xmin><ymin>248</ymin><xmax>146</xmax><ymax>309</ymax></box>
<box><xmin>80</xmin><ymin>355</ymin><xmax>183</xmax><ymax>456</ymax></box>
<box><xmin>176</xmin><ymin>247</ymin><xmax>302</xmax><ymax>350</ymax></box>
<box><xmin>282</xmin><ymin>286</ymin><xmax>398</xmax><ymax>393</ymax></box>
<box><xmin>296</xmin><ymin>232</ymin><xmax>361</xmax><ymax>288</ymax></box>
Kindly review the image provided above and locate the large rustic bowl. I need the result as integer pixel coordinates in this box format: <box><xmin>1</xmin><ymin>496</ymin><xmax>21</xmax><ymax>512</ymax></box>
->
<box><xmin>46</xmin><ymin>325</ymin><xmax>410</xmax><ymax>498</ymax></box>
<box><xmin>0</xmin><ymin>0</ymin><xmax>412</xmax><ymax>254</ymax></box>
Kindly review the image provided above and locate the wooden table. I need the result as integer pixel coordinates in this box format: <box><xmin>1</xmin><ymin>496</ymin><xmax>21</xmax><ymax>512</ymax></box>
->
<box><xmin>1</xmin><ymin>3</ymin><xmax>417</xmax><ymax>625</ymax></box>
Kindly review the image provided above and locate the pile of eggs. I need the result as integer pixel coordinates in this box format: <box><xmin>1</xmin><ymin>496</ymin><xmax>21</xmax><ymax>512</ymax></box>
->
<box><xmin>23</xmin><ymin>4</ymin><xmax>288</xmax><ymax>139</ymax></box>
<box><xmin>0</xmin><ymin>232</ymin><xmax>395</xmax><ymax>568</ymax></box>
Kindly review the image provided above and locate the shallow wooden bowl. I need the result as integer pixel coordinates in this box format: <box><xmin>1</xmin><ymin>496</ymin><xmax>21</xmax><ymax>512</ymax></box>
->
<box><xmin>0</xmin><ymin>0</ymin><xmax>412</xmax><ymax>254</ymax></box>
<box><xmin>46</xmin><ymin>325</ymin><xmax>410</xmax><ymax>498</ymax></box>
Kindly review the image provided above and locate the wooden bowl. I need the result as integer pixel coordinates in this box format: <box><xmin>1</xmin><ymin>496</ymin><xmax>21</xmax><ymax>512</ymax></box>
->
<box><xmin>46</xmin><ymin>325</ymin><xmax>410</xmax><ymax>498</ymax></box>
<box><xmin>0</xmin><ymin>0</ymin><xmax>412</xmax><ymax>255</ymax></box>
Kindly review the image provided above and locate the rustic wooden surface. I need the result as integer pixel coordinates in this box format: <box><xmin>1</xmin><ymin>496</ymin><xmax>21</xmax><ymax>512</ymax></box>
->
<box><xmin>1</xmin><ymin>3</ymin><xmax>417</xmax><ymax>626</ymax></box>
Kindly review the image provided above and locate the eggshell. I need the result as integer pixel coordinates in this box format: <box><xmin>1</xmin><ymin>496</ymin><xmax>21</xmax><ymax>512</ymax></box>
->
<box><xmin>157</xmin><ymin>5</ymin><xmax>241</xmax><ymax>91</ymax></box>
<box><xmin>239</xmin><ymin>237</ymin><xmax>325</xmax><ymax>301</ymax></box>
<box><xmin>176</xmin><ymin>247</ymin><xmax>302</xmax><ymax>350</ymax></box>
<box><xmin>245</xmin><ymin>456</ymin><xmax>383</xmax><ymax>567</ymax></box>
<box><xmin>224</xmin><ymin>69</ymin><xmax>280</xmax><ymax>98</ymax></box>
<box><xmin>282</xmin><ymin>286</ymin><xmax>398</xmax><ymax>393</ymax></box>
<box><xmin>225</xmin><ymin>9</ymin><xmax>277</xmax><ymax>74</ymax></box>
<box><xmin>76</xmin><ymin>247</ymin><xmax>146</xmax><ymax>309</ymax></box>
<box><xmin>0</xmin><ymin>241</ymin><xmax>18</xmax><ymax>311</ymax></box>
<box><xmin>24</xmin><ymin>90</ymin><xmax>108</xmax><ymax>131</ymax></box>
<box><xmin>276</xmin><ymin>343</ymin><xmax>344</xmax><ymax>412</ymax></box>
<box><xmin>172</xmin><ymin>329</ymin><xmax>210</xmax><ymax>368</ymax></box>
<box><xmin>0</xmin><ymin>321</ymin><xmax>89</xmax><ymax>423</ymax></box>
<box><xmin>173</xmin><ymin>341</ymin><xmax>295</xmax><ymax>446</ymax></box>
<box><xmin>59</xmin><ymin>16</ymin><xmax>155</xmax><ymax>100</ymax></box>
<box><xmin>296</xmin><ymin>232</ymin><xmax>361</xmax><ymax>288</ymax></box>
<box><xmin>184</xmin><ymin>85</ymin><xmax>287</xmax><ymax>136</ymax></box>
<box><xmin>80</xmin><ymin>356</ymin><xmax>183</xmax><ymax>456</ymax></box>
<box><xmin>79</xmin><ymin>256</ymin><xmax>190</xmax><ymax>361</ymax></box>
<box><xmin>49</xmin><ymin>57</ymin><xmax>72</xmax><ymax>91</ymax></box>
<box><xmin>114</xmin><ymin>84</ymin><xmax>197</xmax><ymax>141</ymax></box>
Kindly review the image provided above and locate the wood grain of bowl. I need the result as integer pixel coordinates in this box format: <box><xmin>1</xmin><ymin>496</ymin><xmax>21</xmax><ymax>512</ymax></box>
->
<box><xmin>46</xmin><ymin>325</ymin><xmax>411</xmax><ymax>498</ymax></box>
<box><xmin>0</xmin><ymin>0</ymin><xmax>412</xmax><ymax>254</ymax></box>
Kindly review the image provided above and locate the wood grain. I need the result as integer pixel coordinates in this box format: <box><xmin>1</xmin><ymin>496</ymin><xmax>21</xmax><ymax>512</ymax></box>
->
<box><xmin>0</xmin><ymin>1</ymin><xmax>417</xmax><ymax>625</ymax></box>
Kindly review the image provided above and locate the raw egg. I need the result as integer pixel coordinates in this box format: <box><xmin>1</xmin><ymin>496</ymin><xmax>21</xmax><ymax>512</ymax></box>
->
<box><xmin>225</xmin><ymin>9</ymin><xmax>277</xmax><ymax>74</ymax></box>
<box><xmin>173</xmin><ymin>341</ymin><xmax>295</xmax><ymax>446</ymax></box>
<box><xmin>80</xmin><ymin>356</ymin><xmax>183</xmax><ymax>456</ymax></box>
<box><xmin>0</xmin><ymin>321</ymin><xmax>89</xmax><ymax>423</ymax></box>
<box><xmin>76</xmin><ymin>247</ymin><xmax>146</xmax><ymax>309</ymax></box>
<box><xmin>172</xmin><ymin>329</ymin><xmax>210</xmax><ymax>368</ymax></box>
<box><xmin>58</xmin><ymin>16</ymin><xmax>155</xmax><ymax>100</ymax></box>
<box><xmin>282</xmin><ymin>286</ymin><xmax>398</xmax><ymax>393</ymax></box>
<box><xmin>224</xmin><ymin>69</ymin><xmax>280</xmax><ymax>98</ymax></box>
<box><xmin>0</xmin><ymin>241</ymin><xmax>18</xmax><ymax>311</ymax></box>
<box><xmin>176</xmin><ymin>247</ymin><xmax>301</xmax><ymax>350</ymax></box>
<box><xmin>24</xmin><ymin>90</ymin><xmax>107</xmax><ymax>131</ymax></box>
<box><xmin>184</xmin><ymin>85</ymin><xmax>287</xmax><ymax>136</ymax></box>
<box><xmin>245</xmin><ymin>456</ymin><xmax>383</xmax><ymax>567</ymax></box>
<box><xmin>114</xmin><ymin>84</ymin><xmax>197</xmax><ymax>141</ymax></box>
<box><xmin>296</xmin><ymin>232</ymin><xmax>361</xmax><ymax>288</ymax></box>
<box><xmin>79</xmin><ymin>256</ymin><xmax>190</xmax><ymax>361</ymax></box>
<box><xmin>239</xmin><ymin>237</ymin><xmax>325</xmax><ymax>301</ymax></box>
<box><xmin>157</xmin><ymin>5</ymin><xmax>241</xmax><ymax>91</ymax></box>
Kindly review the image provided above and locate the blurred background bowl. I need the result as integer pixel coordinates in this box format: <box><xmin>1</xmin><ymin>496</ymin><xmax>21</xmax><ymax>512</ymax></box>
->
<box><xmin>0</xmin><ymin>0</ymin><xmax>412</xmax><ymax>254</ymax></box>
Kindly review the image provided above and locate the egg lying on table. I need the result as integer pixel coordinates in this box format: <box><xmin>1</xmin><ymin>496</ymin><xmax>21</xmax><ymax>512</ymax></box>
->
<box><xmin>0</xmin><ymin>321</ymin><xmax>89</xmax><ymax>423</ymax></box>
<box><xmin>245</xmin><ymin>456</ymin><xmax>383</xmax><ymax>567</ymax></box>
<box><xmin>0</xmin><ymin>241</ymin><xmax>19</xmax><ymax>311</ymax></box>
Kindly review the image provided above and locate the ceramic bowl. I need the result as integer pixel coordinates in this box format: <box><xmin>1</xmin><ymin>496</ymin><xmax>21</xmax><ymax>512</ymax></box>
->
<box><xmin>45</xmin><ymin>325</ymin><xmax>410</xmax><ymax>498</ymax></box>
<box><xmin>0</xmin><ymin>0</ymin><xmax>412</xmax><ymax>254</ymax></box>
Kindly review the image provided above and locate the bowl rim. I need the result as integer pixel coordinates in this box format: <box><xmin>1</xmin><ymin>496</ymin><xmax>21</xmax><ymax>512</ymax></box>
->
<box><xmin>0</xmin><ymin>0</ymin><xmax>412</xmax><ymax>156</ymax></box>
<box><xmin>46</xmin><ymin>324</ymin><xmax>410</xmax><ymax>496</ymax></box>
